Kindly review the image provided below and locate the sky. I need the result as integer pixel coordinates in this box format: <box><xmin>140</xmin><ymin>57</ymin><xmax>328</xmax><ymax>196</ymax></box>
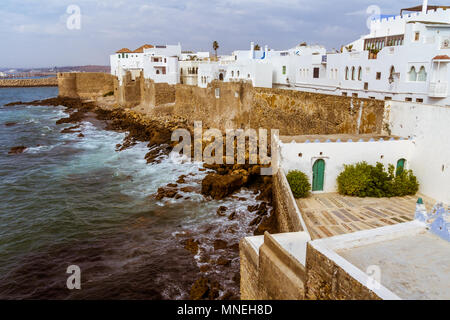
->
<box><xmin>0</xmin><ymin>0</ymin><xmax>447</xmax><ymax>68</ymax></box>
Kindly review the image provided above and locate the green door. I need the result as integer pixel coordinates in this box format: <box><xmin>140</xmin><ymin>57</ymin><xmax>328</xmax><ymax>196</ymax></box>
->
<box><xmin>396</xmin><ymin>159</ymin><xmax>406</xmax><ymax>176</ymax></box>
<box><xmin>312</xmin><ymin>159</ymin><xmax>325</xmax><ymax>191</ymax></box>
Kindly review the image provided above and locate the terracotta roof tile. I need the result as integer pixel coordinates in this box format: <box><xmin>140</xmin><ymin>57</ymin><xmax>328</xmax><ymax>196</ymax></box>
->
<box><xmin>116</xmin><ymin>48</ymin><xmax>132</xmax><ymax>53</ymax></box>
<box><xmin>433</xmin><ymin>55</ymin><xmax>450</xmax><ymax>60</ymax></box>
<box><xmin>133</xmin><ymin>44</ymin><xmax>154</xmax><ymax>53</ymax></box>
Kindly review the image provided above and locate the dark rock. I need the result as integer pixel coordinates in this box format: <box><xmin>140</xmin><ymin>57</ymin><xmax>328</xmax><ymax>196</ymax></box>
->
<box><xmin>228</xmin><ymin>211</ymin><xmax>237</xmax><ymax>220</ymax></box>
<box><xmin>177</xmin><ymin>175</ymin><xmax>187</xmax><ymax>184</ymax></box>
<box><xmin>167</xmin><ymin>183</ymin><xmax>178</xmax><ymax>188</ymax></box>
<box><xmin>199</xmin><ymin>265</ymin><xmax>210</xmax><ymax>273</ymax></box>
<box><xmin>216</xmin><ymin>257</ymin><xmax>231</xmax><ymax>267</ymax></box>
<box><xmin>201</xmin><ymin>173</ymin><xmax>245</xmax><ymax>200</ymax></box>
<box><xmin>175</xmin><ymin>194</ymin><xmax>183</xmax><ymax>199</ymax></box>
<box><xmin>247</xmin><ymin>204</ymin><xmax>259</xmax><ymax>212</ymax></box>
<box><xmin>183</xmin><ymin>239</ymin><xmax>199</xmax><ymax>255</ymax></box>
<box><xmin>249</xmin><ymin>216</ymin><xmax>262</xmax><ymax>227</ymax></box>
<box><xmin>8</xmin><ymin>146</ymin><xmax>27</xmax><ymax>154</ymax></box>
<box><xmin>77</xmin><ymin>133</ymin><xmax>85</xmax><ymax>138</ymax></box>
<box><xmin>180</xmin><ymin>186</ymin><xmax>195</xmax><ymax>193</ymax></box>
<box><xmin>155</xmin><ymin>187</ymin><xmax>178</xmax><ymax>200</ymax></box>
<box><xmin>4</xmin><ymin>122</ymin><xmax>17</xmax><ymax>127</ymax></box>
<box><xmin>232</xmin><ymin>272</ymin><xmax>241</xmax><ymax>285</ymax></box>
<box><xmin>254</xmin><ymin>209</ymin><xmax>278</xmax><ymax>236</ymax></box>
<box><xmin>216</xmin><ymin>206</ymin><xmax>228</xmax><ymax>216</ymax></box>
<box><xmin>213</xmin><ymin>239</ymin><xmax>228</xmax><ymax>250</ymax></box>
<box><xmin>61</xmin><ymin>125</ymin><xmax>81</xmax><ymax>134</ymax></box>
<box><xmin>190</xmin><ymin>278</ymin><xmax>209</xmax><ymax>300</ymax></box>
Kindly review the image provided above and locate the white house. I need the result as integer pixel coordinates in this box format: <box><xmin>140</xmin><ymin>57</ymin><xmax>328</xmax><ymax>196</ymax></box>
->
<box><xmin>110</xmin><ymin>44</ymin><xmax>182</xmax><ymax>85</ymax></box>
<box><xmin>289</xmin><ymin>2</ymin><xmax>450</xmax><ymax>106</ymax></box>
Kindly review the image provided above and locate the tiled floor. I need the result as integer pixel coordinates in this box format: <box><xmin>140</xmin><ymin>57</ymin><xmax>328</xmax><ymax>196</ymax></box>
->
<box><xmin>296</xmin><ymin>193</ymin><xmax>436</xmax><ymax>240</ymax></box>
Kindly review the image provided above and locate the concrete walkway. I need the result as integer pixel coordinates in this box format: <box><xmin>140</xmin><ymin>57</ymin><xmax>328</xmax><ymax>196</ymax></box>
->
<box><xmin>296</xmin><ymin>193</ymin><xmax>436</xmax><ymax>240</ymax></box>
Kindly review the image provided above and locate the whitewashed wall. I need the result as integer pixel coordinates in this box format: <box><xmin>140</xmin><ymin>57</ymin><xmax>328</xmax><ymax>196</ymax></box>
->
<box><xmin>384</xmin><ymin>101</ymin><xmax>450</xmax><ymax>204</ymax></box>
<box><xmin>278</xmin><ymin>138</ymin><xmax>414</xmax><ymax>193</ymax></box>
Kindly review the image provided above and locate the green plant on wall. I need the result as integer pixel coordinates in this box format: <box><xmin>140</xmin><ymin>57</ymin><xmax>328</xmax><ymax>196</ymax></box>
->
<box><xmin>286</xmin><ymin>170</ymin><xmax>311</xmax><ymax>199</ymax></box>
<box><xmin>337</xmin><ymin>162</ymin><xmax>419</xmax><ymax>198</ymax></box>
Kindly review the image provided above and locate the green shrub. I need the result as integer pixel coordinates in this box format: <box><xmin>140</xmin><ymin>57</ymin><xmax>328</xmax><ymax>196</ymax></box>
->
<box><xmin>103</xmin><ymin>91</ymin><xmax>114</xmax><ymax>97</ymax></box>
<box><xmin>286</xmin><ymin>170</ymin><xmax>311</xmax><ymax>199</ymax></box>
<box><xmin>337</xmin><ymin>162</ymin><xmax>419</xmax><ymax>198</ymax></box>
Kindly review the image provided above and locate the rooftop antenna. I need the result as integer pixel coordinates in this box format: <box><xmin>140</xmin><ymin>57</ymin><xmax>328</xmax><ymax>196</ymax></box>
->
<box><xmin>422</xmin><ymin>0</ymin><xmax>428</xmax><ymax>13</ymax></box>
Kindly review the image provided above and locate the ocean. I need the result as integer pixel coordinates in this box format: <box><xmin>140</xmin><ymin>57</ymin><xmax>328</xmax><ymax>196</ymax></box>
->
<box><xmin>0</xmin><ymin>87</ymin><xmax>263</xmax><ymax>299</ymax></box>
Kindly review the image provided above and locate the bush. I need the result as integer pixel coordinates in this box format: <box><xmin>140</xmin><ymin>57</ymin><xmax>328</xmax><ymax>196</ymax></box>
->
<box><xmin>286</xmin><ymin>170</ymin><xmax>311</xmax><ymax>199</ymax></box>
<box><xmin>337</xmin><ymin>162</ymin><xmax>419</xmax><ymax>198</ymax></box>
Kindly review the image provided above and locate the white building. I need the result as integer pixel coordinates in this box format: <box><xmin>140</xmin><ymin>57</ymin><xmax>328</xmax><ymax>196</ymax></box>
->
<box><xmin>110</xmin><ymin>44</ymin><xmax>182</xmax><ymax>85</ymax></box>
<box><xmin>289</xmin><ymin>2</ymin><xmax>450</xmax><ymax>106</ymax></box>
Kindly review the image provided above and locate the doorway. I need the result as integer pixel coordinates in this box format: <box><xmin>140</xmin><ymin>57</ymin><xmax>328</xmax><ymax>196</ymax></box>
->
<box><xmin>312</xmin><ymin>159</ymin><xmax>325</xmax><ymax>192</ymax></box>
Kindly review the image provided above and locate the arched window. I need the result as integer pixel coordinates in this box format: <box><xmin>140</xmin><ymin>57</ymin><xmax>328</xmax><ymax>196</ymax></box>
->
<box><xmin>345</xmin><ymin>67</ymin><xmax>349</xmax><ymax>80</ymax></box>
<box><xmin>231</xmin><ymin>71</ymin><xmax>234</xmax><ymax>77</ymax></box>
<box><xmin>408</xmin><ymin>66</ymin><xmax>417</xmax><ymax>82</ymax></box>
<box><xmin>358</xmin><ymin>67</ymin><xmax>362</xmax><ymax>81</ymax></box>
<box><xmin>219</xmin><ymin>73</ymin><xmax>224</xmax><ymax>81</ymax></box>
<box><xmin>417</xmin><ymin>66</ymin><xmax>427</xmax><ymax>81</ymax></box>
<box><xmin>351</xmin><ymin>67</ymin><xmax>355</xmax><ymax>80</ymax></box>
<box><xmin>389</xmin><ymin>66</ymin><xmax>396</xmax><ymax>83</ymax></box>
<box><xmin>237</xmin><ymin>71</ymin><xmax>240</xmax><ymax>77</ymax></box>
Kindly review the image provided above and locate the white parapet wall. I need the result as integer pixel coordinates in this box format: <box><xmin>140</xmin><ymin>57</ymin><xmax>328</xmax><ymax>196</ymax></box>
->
<box><xmin>384</xmin><ymin>101</ymin><xmax>450</xmax><ymax>204</ymax></box>
<box><xmin>278</xmin><ymin>136</ymin><xmax>414</xmax><ymax>194</ymax></box>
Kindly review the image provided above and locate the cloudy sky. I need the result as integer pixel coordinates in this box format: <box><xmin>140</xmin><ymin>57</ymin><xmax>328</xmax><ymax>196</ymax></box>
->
<box><xmin>0</xmin><ymin>0</ymin><xmax>447</xmax><ymax>68</ymax></box>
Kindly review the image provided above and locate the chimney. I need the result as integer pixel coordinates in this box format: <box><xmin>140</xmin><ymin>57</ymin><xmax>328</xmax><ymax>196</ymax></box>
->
<box><xmin>250</xmin><ymin>42</ymin><xmax>255</xmax><ymax>59</ymax></box>
<box><xmin>422</xmin><ymin>0</ymin><xmax>428</xmax><ymax>14</ymax></box>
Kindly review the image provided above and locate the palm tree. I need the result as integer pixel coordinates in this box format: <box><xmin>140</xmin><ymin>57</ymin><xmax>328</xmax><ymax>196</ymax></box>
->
<box><xmin>254</xmin><ymin>44</ymin><xmax>261</xmax><ymax>51</ymax></box>
<box><xmin>213</xmin><ymin>41</ymin><xmax>219</xmax><ymax>58</ymax></box>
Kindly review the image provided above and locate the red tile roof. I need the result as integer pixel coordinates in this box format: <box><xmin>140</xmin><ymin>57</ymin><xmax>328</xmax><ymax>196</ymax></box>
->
<box><xmin>133</xmin><ymin>44</ymin><xmax>154</xmax><ymax>53</ymax></box>
<box><xmin>116</xmin><ymin>48</ymin><xmax>132</xmax><ymax>53</ymax></box>
<box><xmin>433</xmin><ymin>55</ymin><xmax>450</xmax><ymax>60</ymax></box>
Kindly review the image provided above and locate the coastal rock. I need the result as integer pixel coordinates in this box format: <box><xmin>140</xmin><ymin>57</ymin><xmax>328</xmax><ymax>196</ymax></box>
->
<box><xmin>180</xmin><ymin>186</ymin><xmax>196</xmax><ymax>193</ymax></box>
<box><xmin>216</xmin><ymin>206</ymin><xmax>228</xmax><ymax>216</ymax></box>
<box><xmin>254</xmin><ymin>209</ymin><xmax>278</xmax><ymax>236</ymax></box>
<box><xmin>189</xmin><ymin>278</ymin><xmax>222</xmax><ymax>300</ymax></box>
<box><xmin>216</xmin><ymin>257</ymin><xmax>231</xmax><ymax>267</ymax></box>
<box><xmin>183</xmin><ymin>239</ymin><xmax>200</xmax><ymax>255</ymax></box>
<box><xmin>61</xmin><ymin>125</ymin><xmax>81</xmax><ymax>134</ymax></box>
<box><xmin>228</xmin><ymin>211</ymin><xmax>237</xmax><ymax>220</ymax></box>
<box><xmin>4</xmin><ymin>122</ymin><xmax>17</xmax><ymax>127</ymax></box>
<box><xmin>8</xmin><ymin>146</ymin><xmax>27</xmax><ymax>154</ymax></box>
<box><xmin>201</xmin><ymin>173</ymin><xmax>245</xmax><ymax>200</ymax></box>
<box><xmin>249</xmin><ymin>216</ymin><xmax>262</xmax><ymax>227</ymax></box>
<box><xmin>155</xmin><ymin>187</ymin><xmax>178</xmax><ymax>200</ymax></box>
<box><xmin>177</xmin><ymin>175</ymin><xmax>187</xmax><ymax>184</ymax></box>
<box><xmin>213</xmin><ymin>239</ymin><xmax>228</xmax><ymax>250</ymax></box>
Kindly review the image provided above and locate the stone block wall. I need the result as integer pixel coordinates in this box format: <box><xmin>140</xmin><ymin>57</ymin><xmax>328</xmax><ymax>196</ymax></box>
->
<box><xmin>304</xmin><ymin>242</ymin><xmax>381</xmax><ymax>300</ymax></box>
<box><xmin>58</xmin><ymin>72</ymin><xmax>115</xmax><ymax>99</ymax></box>
<box><xmin>0</xmin><ymin>78</ymin><xmax>58</xmax><ymax>87</ymax></box>
<box><xmin>273</xmin><ymin>169</ymin><xmax>305</xmax><ymax>233</ymax></box>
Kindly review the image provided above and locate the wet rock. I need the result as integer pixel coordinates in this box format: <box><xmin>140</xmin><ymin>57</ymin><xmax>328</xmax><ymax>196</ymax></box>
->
<box><xmin>177</xmin><ymin>175</ymin><xmax>187</xmax><ymax>184</ymax></box>
<box><xmin>155</xmin><ymin>187</ymin><xmax>178</xmax><ymax>200</ymax></box>
<box><xmin>183</xmin><ymin>239</ymin><xmax>200</xmax><ymax>255</ymax></box>
<box><xmin>228</xmin><ymin>211</ymin><xmax>237</xmax><ymax>220</ymax></box>
<box><xmin>232</xmin><ymin>272</ymin><xmax>241</xmax><ymax>285</ymax></box>
<box><xmin>175</xmin><ymin>194</ymin><xmax>183</xmax><ymax>200</ymax></box>
<box><xmin>216</xmin><ymin>206</ymin><xmax>228</xmax><ymax>217</ymax></box>
<box><xmin>189</xmin><ymin>278</ymin><xmax>222</xmax><ymax>300</ymax></box>
<box><xmin>77</xmin><ymin>133</ymin><xmax>85</xmax><ymax>138</ymax></box>
<box><xmin>8</xmin><ymin>146</ymin><xmax>27</xmax><ymax>154</ymax></box>
<box><xmin>61</xmin><ymin>125</ymin><xmax>81</xmax><ymax>134</ymax></box>
<box><xmin>214</xmin><ymin>239</ymin><xmax>228</xmax><ymax>250</ymax></box>
<box><xmin>189</xmin><ymin>278</ymin><xmax>209</xmax><ymax>300</ymax></box>
<box><xmin>216</xmin><ymin>257</ymin><xmax>231</xmax><ymax>267</ymax></box>
<box><xmin>199</xmin><ymin>168</ymin><xmax>206</xmax><ymax>172</ymax></box>
<box><xmin>180</xmin><ymin>186</ymin><xmax>195</xmax><ymax>193</ymax></box>
<box><xmin>221</xmin><ymin>291</ymin><xmax>239</xmax><ymax>300</ymax></box>
<box><xmin>166</xmin><ymin>183</ymin><xmax>178</xmax><ymax>188</ymax></box>
<box><xmin>254</xmin><ymin>209</ymin><xmax>278</xmax><ymax>236</ymax></box>
<box><xmin>201</xmin><ymin>173</ymin><xmax>245</xmax><ymax>200</ymax></box>
<box><xmin>249</xmin><ymin>216</ymin><xmax>262</xmax><ymax>227</ymax></box>
<box><xmin>199</xmin><ymin>265</ymin><xmax>210</xmax><ymax>273</ymax></box>
<box><xmin>4</xmin><ymin>122</ymin><xmax>17</xmax><ymax>127</ymax></box>
<box><xmin>228</xmin><ymin>243</ymin><xmax>240</xmax><ymax>252</ymax></box>
<box><xmin>247</xmin><ymin>204</ymin><xmax>259</xmax><ymax>213</ymax></box>
<box><xmin>256</xmin><ymin>202</ymin><xmax>269</xmax><ymax>216</ymax></box>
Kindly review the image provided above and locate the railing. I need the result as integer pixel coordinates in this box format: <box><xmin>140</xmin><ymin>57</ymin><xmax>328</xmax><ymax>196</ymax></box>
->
<box><xmin>428</xmin><ymin>82</ymin><xmax>448</xmax><ymax>98</ymax></box>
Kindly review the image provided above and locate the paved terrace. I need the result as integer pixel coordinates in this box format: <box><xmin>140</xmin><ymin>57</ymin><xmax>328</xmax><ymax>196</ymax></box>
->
<box><xmin>296</xmin><ymin>193</ymin><xmax>436</xmax><ymax>240</ymax></box>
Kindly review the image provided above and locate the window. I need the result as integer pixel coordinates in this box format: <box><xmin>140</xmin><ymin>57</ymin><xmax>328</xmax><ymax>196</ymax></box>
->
<box><xmin>414</xmin><ymin>32</ymin><xmax>420</xmax><ymax>42</ymax></box>
<box><xmin>342</xmin><ymin>92</ymin><xmax>348</xmax><ymax>96</ymax></box>
<box><xmin>345</xmin><ymin>67</ymin><xmax>349</xmax><ymax>80</ymax></box>
<box><xmin>408</xmin><ymin>67</ymin><xmax>417</xmax><ymax>82</ymax></box>
<box><xmin>313</xmin><ymin>68</ymin><xmax>320</xmax><ymax>79</ymax></box>
<box><xmin>231</xmin><ymin>71</ymin><xmax>234</xmax><ymax>77</ymax></box>
<box><xmin>416</xmin><ymin>98</ymin><xmax>423</xmax><ymax>103</ymax></box>
<box><xmin>237</xmin><ymin>71</ymin><xmax>240</xmax><ymax>77</ymax></box>
<box><xmin>351</xmin><ymin>67</ymin><xmax>355</xmax><ymax>80</ymax></box>
<box><xmin>417</xmin><ymin>66</ymin><xmax>427</xmax><ymax>81</ymax></box>
<box><xmin>352</xmin><ymin>93</ymin><xmax>358</xmax><ymax>98</ymax></box>
<box><xmin>376</xmin><ymin>72</ymin><xmax>381</xmax><ymax>80</ymax></box>
<box><xmin>385</xmin><ymin>96</ymin><xmax>392</xmax><ymax>101</ymax></box>
<box><xmin>389</xmin><ymin>66</ymin><xmax>396</xmax><ymax>83</ymax></box>
<box><xmin>405</xmin><ymin>97</ymin><xmax>412</xmax><ymax>102</ymax></box>
<box><xmin>364</xmin><ymin>82</ymin><xmax>369</xmax><ymax>90</ymax></box>
<box><xmin>358</xmin><ymin>67</ymin><xmax>362</xmax><ymax>81</ymax></box>
<box><xmin>282</xmin><ymin>66</ymin><xmax>287</xmax><ymax>75</ymax></box>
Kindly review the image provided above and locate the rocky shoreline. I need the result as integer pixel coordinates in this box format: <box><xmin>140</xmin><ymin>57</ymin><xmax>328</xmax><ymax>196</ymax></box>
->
<box><xmin>5</xmin><ymin>96</ymin><xmax>277</xmax><ymax>300</ymax></box>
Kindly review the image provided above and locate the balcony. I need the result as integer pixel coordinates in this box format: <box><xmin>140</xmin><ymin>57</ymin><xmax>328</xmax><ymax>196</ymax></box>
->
<box><xmin>428</xmin><ymin>82</ymin><xmax>448</xmax><ymax>98</ymax></box>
